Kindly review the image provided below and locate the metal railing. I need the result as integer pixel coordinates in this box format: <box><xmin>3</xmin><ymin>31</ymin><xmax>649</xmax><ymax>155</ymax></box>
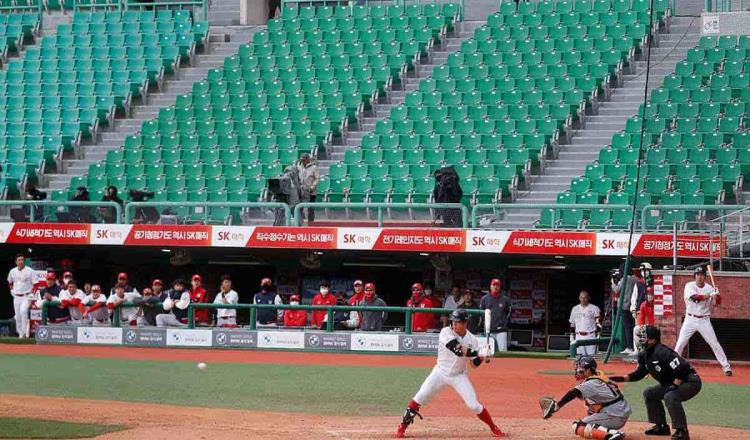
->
<box><xmin>123</xmin><ymin>0</ymin><xmax>208</xmax><ymax>20</ymax></box>
<box><xmin>0</xmin><ymin>200</ymin><xmax>123</xmax><ymax>223</ymax></box>
<box><xmin>294</xmin><ymin>202</ymin><xmax>469</xmax><ymax>227</ymax></box>
<box><xmin>471</xmin><ymin>203</ymin><xmax>631</xmax><ymax>229</ymax></box>
<box><xmin>124</xmin><ymin>201</ymin><xmax>292</xmax><ymax>225</ymax></box>
<box><xmin>41</xmin><ymin>300</ymin><xmax>483</xmax><ymax>335</ymax></box>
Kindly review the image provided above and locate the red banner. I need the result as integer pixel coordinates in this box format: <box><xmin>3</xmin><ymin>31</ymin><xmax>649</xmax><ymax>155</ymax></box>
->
<box><xmin>246</xmin><ymin>227</ymin><xmax>337</xmax><ymax>249</ymax></box>
<box><xmin>631</xmin><ymin>234</ymin><xmax>724</xmax><ymax>258</ymax></box>
<box><xmin>124</xmin><ymin>225</ymin><xmax>211</xmax><ymax>246</ymax></box>
<box><xmin>5</xmin><ymin>223</ymin><xmax>90</xmax><ymax>245</ymax></box>
<box><xmin>371</xmin><ymin>228</ymin><xmax>465</xmax><ymax>252</ymax></box>
<box><xmin>501</xmin><ymin>231</ymin><xmax>597</xmax><ymax>255</ymax></box>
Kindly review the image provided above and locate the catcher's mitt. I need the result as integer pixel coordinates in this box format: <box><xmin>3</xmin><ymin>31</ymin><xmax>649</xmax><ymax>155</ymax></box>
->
<box><xmin>539</xmin><ymin>396</ymin><xmax>558</xmax><ymax>419</ymax></box>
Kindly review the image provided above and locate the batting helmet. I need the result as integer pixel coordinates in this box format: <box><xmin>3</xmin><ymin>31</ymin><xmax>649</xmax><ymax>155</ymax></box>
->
<box><xmin>693</xmin><ymin>266</ymin><xmax>707</xmax><ymax>276</ymax></box>
<box><xmin>450</xmin><ymin>309</ymin><xmax>469</xmax><ymax>322</ymax></box>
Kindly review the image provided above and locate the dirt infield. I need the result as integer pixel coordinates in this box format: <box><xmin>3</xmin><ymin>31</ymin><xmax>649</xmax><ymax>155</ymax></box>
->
<box><xmin>0</xmin><ymin>344</ymin><xmax>748</xmax><ymax>439</ymax></box>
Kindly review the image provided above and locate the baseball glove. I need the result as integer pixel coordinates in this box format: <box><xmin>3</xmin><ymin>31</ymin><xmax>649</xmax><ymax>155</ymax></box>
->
<box><xmin>539</xmin><ymin>396</ymin><xmax>558</xmax><ymax>419</ymax></box>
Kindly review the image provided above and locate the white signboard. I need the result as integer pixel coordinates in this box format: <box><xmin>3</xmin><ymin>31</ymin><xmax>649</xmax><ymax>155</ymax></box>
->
<box><xmin>702</xmin><ymin>15</ymin><xmax>720</xmax><ymax>34</ymax></box>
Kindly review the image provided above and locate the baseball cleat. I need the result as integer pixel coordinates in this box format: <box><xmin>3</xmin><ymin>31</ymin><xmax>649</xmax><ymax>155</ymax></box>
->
<box><xmin>490</xmin><ymin>425</ymin><xmax>507</xmax><ymax>438</ymax></box>
<box><xmin>395</xmin><ymin>423</ymin><xmax>407</xmax><ymax>438</ymax></box>
<box><xmin>607</xmin><ymin>432</ymin><xmax>625</xmax><ymax>440</ymax></box>
<box><xmin>644</xmin><ymin>424</ymin><xmax>671</xmax><ymax>436</ymax></box>
<box><xmin>724</xmin><ymin>370</ymin><xmax>733</xmax><ymax>377</ymax></box>
<box><xmin>671</xmin><ymin>428</ymin><xmax>689</xmax><ymax>440</ymax></box>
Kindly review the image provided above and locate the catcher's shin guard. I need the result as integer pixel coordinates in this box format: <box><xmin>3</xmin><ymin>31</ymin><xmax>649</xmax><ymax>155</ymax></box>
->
<box><xmin>572</xmin><ymin>421</ymin><xmax>624</xmax><ymax>440</ymax></box>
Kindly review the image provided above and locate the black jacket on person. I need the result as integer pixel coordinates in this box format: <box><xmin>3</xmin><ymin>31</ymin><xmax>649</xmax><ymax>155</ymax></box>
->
<box><xmin>41</xmin><ymin>284</ymin><xmax>69</xmax><ymax>321</ymax></box>
<box><xmin>135</xmin><ymin>292</ymin><xmax>167</xmax><ymax>326</ymax></box>
<box><xmin>627</xmin><ymin>343</ymin><xmax>696</xmax><ymax>386</ymax></box>
<box><xmin>100</xmin><ymin>194</ymin><xmax>124</xmax><ymax>224</ymax></box>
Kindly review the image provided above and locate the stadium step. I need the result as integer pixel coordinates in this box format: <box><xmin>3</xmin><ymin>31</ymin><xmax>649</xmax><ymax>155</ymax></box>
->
<box><xmin>38</xmin><ymin>27</ymin><xmax>260</xmax><ymax>192</ymax></box>
<box><xmin>208</xmin><ymin>0</ymin><xmax>243</xmax><ymax>26</ymax></box>
<box><xmin>318</xmin><ymin>21</ymin><xmax>477</xmax><ymax>176</ymax></box>
<box><xmin>497</xmin><ymin>15</ymin><xmax>701</xmax><ymax>228</ymax></box>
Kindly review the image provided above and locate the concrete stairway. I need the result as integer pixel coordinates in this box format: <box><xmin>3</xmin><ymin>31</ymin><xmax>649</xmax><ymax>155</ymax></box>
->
<box><xmin>499</xmin><ymin>16</ymin><xmax>702</xmax><ymax>228</ymax></box>
<box><xmin>318</xmin><ymin>21</ymin><xmax>481</xmax><ymax>175</ymax></box>
<box><xmin>207</xmin><ymin>0</ymin><xmax>241</xmax><ymax>26</ymax></box>
<box><xmin>39</xmin><ymin>27</ymin><xmax>259</xmax><ymax>193</ymax></box>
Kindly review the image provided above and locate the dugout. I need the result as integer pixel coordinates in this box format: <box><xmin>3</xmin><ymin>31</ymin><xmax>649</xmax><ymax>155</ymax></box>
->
<box><xmin>1</xmin><ymin>243</ymin><xmax>622</xmax><ymax>350</ymax></box>
<box><xmin>3</xmin><ymin>242</ymin><xmax>748</xmax><ymax>359</ymax></box>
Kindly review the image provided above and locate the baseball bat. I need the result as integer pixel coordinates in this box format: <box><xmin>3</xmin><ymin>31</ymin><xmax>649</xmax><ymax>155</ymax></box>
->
<box><xmin>706</xmin><ymin>265</ymin><xmax>717</xmax><ymax>289</ymax></box>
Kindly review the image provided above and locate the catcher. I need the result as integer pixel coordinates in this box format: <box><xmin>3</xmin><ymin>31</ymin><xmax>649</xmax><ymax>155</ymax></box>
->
<box><xmin>540</xmin><ymin>357</ymin><xmax>631</xmax><ymax>440</ymax></box>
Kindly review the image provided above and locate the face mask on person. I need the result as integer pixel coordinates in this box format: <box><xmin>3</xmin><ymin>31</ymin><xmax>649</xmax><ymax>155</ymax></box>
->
<box><xmin>320</xmin><ymin>287</ymin><xmax>329</xmax><ymax>295</ymax></box>
<box><xmin>424</xmin><ymin>289</ymin><xmax>432</xmax><ymax>296</ymax></box>
<box><xmin>290</xmin><ymin>301</ymin><xmax>299</xmax><ymax>306</ymax></box>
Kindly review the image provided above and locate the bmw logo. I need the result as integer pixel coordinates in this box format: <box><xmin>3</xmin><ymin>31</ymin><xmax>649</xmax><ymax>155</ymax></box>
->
<box><xmin>37</xmin><ymin>328</ymin><xmax>48</xmax><ymax>340</ymax></box>
<box><xmin>83</xmin><ymin>330</ymin><xmax>91</xmax><ymax>339</ymax></box>
<box><xmin>171</xmin><ymin>333</ymin><xmax>180</xmax><ymax>341</ymax></box>
<box><xmin>263</xmin><ymin>335</ymin><xmax>272</xmax><ymax>343</ymax></box>
<box><xmin>356</xmin><ymin>337</ymin><xmax>366</xmax><ymax>346</ymax></box>
<box><xmin>402</xmin><ymin>337</ymin><xmax>414</xmax><ymax>349</ymax></box>
<box><xmin>125</xmin><ymin>330</ymin><xmax>137</xmax><ymax>343</ymax></box>
<box><xmin>216</xmin><ymin>332</ymin><xmax>228</xmax><ymax>345</ymax></box>
<box><xmin>308</xmin><ymin>335</ymin><xmax>320</xmax><ymax>346</ymax></box>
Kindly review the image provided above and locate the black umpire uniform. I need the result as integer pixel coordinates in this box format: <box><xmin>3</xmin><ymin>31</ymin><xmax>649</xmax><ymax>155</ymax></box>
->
<box><xmin>611</xmin><ymin>326</ymin><xmax>701</xmax><ymax>440</ymax></box>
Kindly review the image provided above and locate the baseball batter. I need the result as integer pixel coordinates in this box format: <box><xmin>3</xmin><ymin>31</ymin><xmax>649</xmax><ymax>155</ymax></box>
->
<box><xmin>395</xmin><ymin>309</ymin><xmax>506</xmax><ymax>438</ymax></box>
<box><xmin>542</xmin><ymin>357</ymin><xmax>630</xmax><ymax>440</ymax></box>
<box><xmin>674</xmin><ymin>266</ymin><xmax>732</xmax><ymax>376</ymax></box>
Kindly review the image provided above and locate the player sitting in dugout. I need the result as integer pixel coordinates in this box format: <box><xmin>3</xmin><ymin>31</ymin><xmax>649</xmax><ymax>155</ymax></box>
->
<box><xmin>541</xmin><ymin>357</ymin><xmax>630</xmax><ymax>440</ymax></box>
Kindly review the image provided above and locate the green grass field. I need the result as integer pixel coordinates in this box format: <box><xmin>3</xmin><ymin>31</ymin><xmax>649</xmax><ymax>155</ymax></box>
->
<box><xmin>0</xmin><ymin>417</ymin><xmax>124</xmax><ymax>439</ymax></box>
<box><xmin>0</xmin><ymin>353</ymin><xmax>748</xmax><ymax>429</ymax></box>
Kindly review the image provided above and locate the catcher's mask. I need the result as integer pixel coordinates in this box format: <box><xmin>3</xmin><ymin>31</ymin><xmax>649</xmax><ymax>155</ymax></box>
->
<box><xmin>573</xmin><ymin>356</ymin><xmax>597</xmax><ymax>382</ymax></box>
<box><xmin>636</xmin><ymin>325</ymin><xmax>660</xmax><ymax>354</ymax></box>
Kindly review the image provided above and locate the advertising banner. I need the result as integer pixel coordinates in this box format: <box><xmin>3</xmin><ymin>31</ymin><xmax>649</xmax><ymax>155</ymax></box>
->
<box><xmin>398</xmin><ymin>334</ymin><xmax>440</xmax><ymax>353</ymax></box>
<box><xmin>213</xmin><ymin>329</ymin><xmax>258</xmax><ymax>348</ymax></box>
<box><xmin>166</xmin><ymin>329</ymin><xmax>212</xmax><ymax>347</ymax></box>
<box><xmin>350</xmin><ymin>333</ymin><xmax>400</xmax><ymax>352</ymax></box>
<box><xmin>123</xmin><ymin>328</ymin><xmax>167</xmax><ymax>346</ymax></box>
<box><xmin>77</xmin><ymin>327</ymin><xmax>123</xmax><ymax>345</ymax></box>
<box><xmin>35</xmin><ymin>326</ymin><xmax>77</xmax><ymax>344</ymax></box>
<box><xmin>0</xmin><ymin>223</ymin><xmax>723</xmax><ymax>258</ymax></box>
<box><xmin>304</xmin><ymin>332</ymin><xmax>351</xmax><ymax>350</ymax></box>
<box><xmin>256</xmin><ymin>330</ymin><xmax>306</xmax><ymax>349</ymax></box>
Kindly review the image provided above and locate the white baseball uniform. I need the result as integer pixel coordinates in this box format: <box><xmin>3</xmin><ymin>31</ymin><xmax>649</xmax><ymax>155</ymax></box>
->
<box><xmin>83</xmin><ymin>293</ymin><xmax>109</xmax><ymax>325</ymax></box>
<box><xmin>674</xmin><ymin>281</ymin><xmax>730</xmax><ymax>372</ymax></box>
<box><xmin>156</xmin><ymin>291</ymin><xmax>191</xmax><ymax>327</ymax></box>
<box><xmin>213</xmin><ymin>289</ymin><xmax>239</xmax><ymax>327</ymax></box>
<box><xmin>59</xmin><ymin>289</ymin><xmax>86</xmax><ymax>323</ymax></box>
<box><xmin>107</xmin><ymin>291</ymin><xmax>142</xmax><ymax>324</ymax></box>
<box><xmin>7</xmin><ymin>266</ymin><xmax>47</xmax><ymax>337</ymax></box>
<box><xmin>411</xmin><ymin>326</ymin><xmax>487</xmax><ymax>414</ymax></box>
<box><xmin>569</xmin><ymin>304</ymin><xmax>601</xmax><ymax>356</ymax></box>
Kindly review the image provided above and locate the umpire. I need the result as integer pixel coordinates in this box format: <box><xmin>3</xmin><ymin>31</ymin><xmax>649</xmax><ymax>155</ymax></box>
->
<box><xmin>610</xmin><ymin>326</ymin><xmax>701</xmax><ymax>440</ymax></box>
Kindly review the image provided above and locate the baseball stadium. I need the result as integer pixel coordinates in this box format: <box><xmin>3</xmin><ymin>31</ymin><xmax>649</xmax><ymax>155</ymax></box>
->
<box><xmin>0</xmin><ymin>0</ymin><xmax>750</xmax><ymax>438</ymax></box>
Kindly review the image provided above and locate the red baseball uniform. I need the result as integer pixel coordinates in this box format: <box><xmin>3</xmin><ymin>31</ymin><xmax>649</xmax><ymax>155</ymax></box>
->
<box><xmin>637</xmin><ymin>301</ymin><xmax>655</xmax><ymax>326</ymax></box>
<box><xmin>408</xmin><ymin>295</ymin><xmax>442</xmax><ymax>332</ymax></box>
<box><xmin>311</xmin><ymin>293</ymin><xmax>337</xmax><ymax>328</ymax></box>
<box><xmin>190</xmin><ymin>287</ymin><xmax>209</xmax><ymax>324</ymax></box>
<box><xmin>284</xmin><ymin>309</ymin><xmax>308</xmax><ymax>327</ymax></box>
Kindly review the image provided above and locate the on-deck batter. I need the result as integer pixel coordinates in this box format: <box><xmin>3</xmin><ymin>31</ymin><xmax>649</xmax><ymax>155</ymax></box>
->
<box><xmin>674</xmin><ymin>266</ymin><xmax>732</xmax><ymax>376</ymax></box>
<box><xmin>395</xmin><ymin>309</ymin><xmax>506</xmax><ymax>438</ymax></box>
